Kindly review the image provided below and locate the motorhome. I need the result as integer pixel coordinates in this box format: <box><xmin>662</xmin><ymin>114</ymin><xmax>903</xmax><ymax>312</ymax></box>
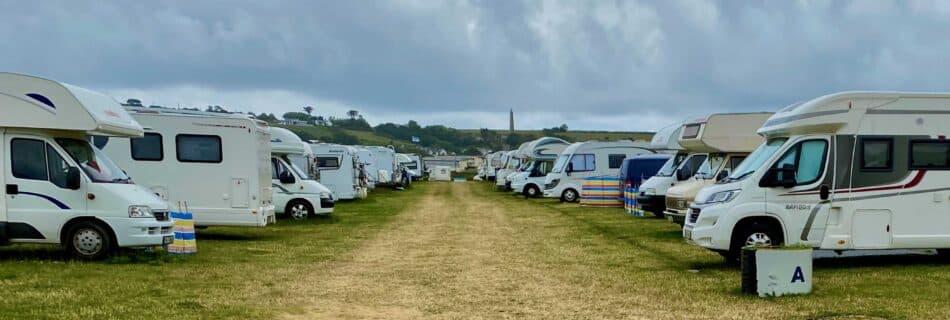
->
<box><xmin>354</xmin><ymin>147</ymin><xmax>376</xmax><ymax>189</ymax></box>
<box><xmin>0</xmin><ymin>73</ymin><xmax>173</xmax><ymax>259</ymax></box>
<box><xmin>664</xmin><ymin>113</ymin><xmax>772</xmax><ymax>225</ymax></box>
<box><xmin>483</xmin><ymin>151</ymin><xmax>506</xmax><ymax>181</ymax></box>
<box><xmin>543</xmin><ymin>140</ymin><xmax>654</xmax><ymax>202</ymax></box>
<box><xmin>684</xmin><ymin>92</ymin><xmax>950</xmax><ymax>261</ymax></box>
<box><xmin>497</xmin><ymin>143</ymin><xmax>531</xmax><ymax>191</ymax></box>
<box><xmin>100</xmin><ymin>107</ymin><xmax>276</xmax><ymax>227</ymax></box>
<box><xmin>269</xmin><ymin>128</ymin><xmax>334</xmax><ymax>219</ymax></box>
<box><xmin>494</xmin><ymin>150</ymin><xmax>519</xmax><ymax>191</ymax></box>
<box><xmin>396</xmin><ymin>153</ymin><xmax>415</xmax><ymax>185</ymax></box>
<box><xmin>509</xmin><ymin>137</ymin><xmax>570</xmax><ymax>198</ymax></box>
<box><xmin>618</xmin><ymin>154</ymin><xmax>672</xmax><ymax>191</ymax></box>
<box><xmin>403</xmin><ymin>154</ymin><xmax>424</xmax><ymax>179</ymax></box>
<box><xmin>364</xmin><ymin>146</ymin><xmax>401</xmax><ymax>186</ymax></box>
<box><xmin>429</xmin><ymin>166</ymin><xmax>453</xmax><ymax>181</ymax></box>
<box><xmin>636</xmin><ymin>121</ymin><xmax>691</xmax><ymax>217</ymax></box>
<box><xmin>310</xmin><ymin>143</ymin><xmax>368</xmax><ymax>200</ymax></box>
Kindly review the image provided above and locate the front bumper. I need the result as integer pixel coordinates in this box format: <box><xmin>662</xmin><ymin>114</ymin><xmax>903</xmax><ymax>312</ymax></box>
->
<box><xmin>665</xmin><ymin>209</ymin><xmax>688</xmax><ymax>225</ymax></box>
<box><xmin>316</xmin><ymin>196</ymin><xmax>335</xmax><ymax>215</ymax></box>
<box><xmin>636</xmin><ymin>194</ymin><xmax>666</xmax><ymax>213</ymax></box>
<box><xmin>101</xmin><ymin>217</ymin><xmax>174</xmax><ymax>247</ymax></box>
<box><xmin>682</xmin><ymin>202</ymin><xmax>730</xmax><ymax>251</ymax></box>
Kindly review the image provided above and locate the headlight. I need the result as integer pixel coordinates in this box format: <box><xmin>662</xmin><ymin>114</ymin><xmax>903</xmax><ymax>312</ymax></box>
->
<box><xmin>547</xmin><ymin>179</ymin><xmax>560</xmax><ymax>188</ymax></box>
<box><xmin>642</xmin><ymin>188</ymin><xmax>656</xmax><ymax>195</ymax></box>
<box><xmin>702</xmin><ymin>189</ymin><xmax>741</xmax><ymax>204</ymax></box>
<box><xmin>128</xmin><ymin>205</ymin><xmax>154</xmax><ymax>218</ymax></box>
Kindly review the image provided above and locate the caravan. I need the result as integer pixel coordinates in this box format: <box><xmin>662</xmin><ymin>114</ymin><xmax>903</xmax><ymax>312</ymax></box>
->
<box><xmin>543</xmin><ymin>140</ymin><xmax>654</xmax><ymax>202</ymax></box>
<box><xmin>269</xmin><ymin>128</ymin><xmax>334</xmax><ymax>219</ymax></box>
<box><xmin>0</xmin><ymin>73</ymin><xmax>173</xmax><ymax>259</ymax></box>
<box><xmin>685</xmin><ymin>92</ymin><xmax>950</xmax><ymax>261</ymax></box>
<box><xmin>663</xmin><ymin>113</ymin><xmax>772</xmax><ymax>224</ymax></box>
<box><xmin>509</xmin><ymin>137</ymin><xmax>570</xmax><ymax>198</ymax></box>
<box><xmin>100</xmin><ymin>107</ymin><xmax>276</xmax><ymax>227</ymax></box>
<box><xmin>310</xmin><ymin>143</ymin><xmax>368</xmax><ymax>200</ymax></box>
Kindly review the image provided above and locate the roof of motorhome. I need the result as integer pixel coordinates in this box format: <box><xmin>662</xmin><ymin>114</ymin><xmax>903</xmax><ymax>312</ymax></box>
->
<box><xmin>562</xmin><ymin>140</ymin><xmax>653</xmax><ymax>154</ymax></box>
<box><xmin>679</xmin><ymin>112</ymin><xmax>772</xmax><ymax>153</ymax></box>
<box><xmin>0</xmin><ymin>72</ymin><xmax>143</xmax><ymax>136</ymax></box>
<box><xmin>759</xmin><ymin>91</ymin><xmax>950</xmax><ymax>136</ymax></box>
<box><xmin>126</xmin><ymin>107</ymin><xmax>269</xmax><ymax>132</ymax></box>
<box><xmin>649</xmin><ymin>121</ymin><xmax>684</xmax><ymax>150</ymax></box>
<box><xmin>270</xmin><ymin>127</ymin><xmax>307</xmax><ymax>155</ymax></box>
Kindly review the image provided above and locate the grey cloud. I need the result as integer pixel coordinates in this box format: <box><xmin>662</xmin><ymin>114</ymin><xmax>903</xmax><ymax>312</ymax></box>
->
<box><xmin>3</xmin><ymin>0</ymin><xmax>950</xmax><ymax>130</ymax></box>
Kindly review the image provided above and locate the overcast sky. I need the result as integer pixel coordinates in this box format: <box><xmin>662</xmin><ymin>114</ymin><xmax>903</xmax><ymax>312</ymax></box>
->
<box><xmin>4</xmin><ymin>0</ymin><xmax>950</xmax><ymax>131</ymax></box>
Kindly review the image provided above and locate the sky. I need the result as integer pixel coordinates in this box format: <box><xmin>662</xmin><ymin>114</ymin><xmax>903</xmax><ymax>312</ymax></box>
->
<box><xmin>4</xmin><ymin>0</ymin><xmax>950</xmax><ymax>131</ymax></box>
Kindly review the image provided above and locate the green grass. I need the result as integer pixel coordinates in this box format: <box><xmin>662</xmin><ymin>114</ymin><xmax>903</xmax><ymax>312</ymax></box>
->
<box><xmin>480</xmin><ymin>183</ymin><xmax>950</xmax><ymax>319</ymax></box>
<box><xmin>0</xmin><ymin>185</ymin><xmax>427</xmax><ymax>320</ymax></box>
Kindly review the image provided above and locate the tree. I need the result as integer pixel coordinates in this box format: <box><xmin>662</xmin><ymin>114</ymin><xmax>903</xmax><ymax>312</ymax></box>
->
<box><xmin>303</xmin><ymin>106</ymin><xmax>313</xmax><ymax>115</ymax></box>
<box><xmin>283</xmin><ymin>112</ymin><xmax>312</xmax><ymax>121</ymax></box>
<box><xmin>346</xmin><ymin>109</ymin><xmax>359</xmax><ymax>120</ymax></box>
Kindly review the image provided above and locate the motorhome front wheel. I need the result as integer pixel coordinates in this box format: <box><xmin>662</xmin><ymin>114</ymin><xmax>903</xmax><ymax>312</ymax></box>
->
<box><xmin>561</xmin><ymin>189</ymin><xmax>579</xmax><ymax>203</ymax></box>
<box><xmin>524</xmin><ymin>185</ymin><xmax>540</xmax><ymax>198</ymax></box>
<box><xmin>726</xmin><ymin>222</ymin><xmax>783</xmax><ymax>262</ymax></box>
<box><xmin>287</xmin><ymin>200</ymin><xmax>314</xmax><ymax>220</ymax></box>
<box><xmin>65</xmin><ymin>221</ymin><xmax>115</xmax><ymax>260</ymax></box>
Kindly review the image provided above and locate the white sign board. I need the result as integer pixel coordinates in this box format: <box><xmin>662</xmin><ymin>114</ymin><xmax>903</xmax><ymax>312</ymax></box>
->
<box><xmin>755</xmin><ymin>249</ymin><xmax>812</xmax><ymax>297</ymax></box>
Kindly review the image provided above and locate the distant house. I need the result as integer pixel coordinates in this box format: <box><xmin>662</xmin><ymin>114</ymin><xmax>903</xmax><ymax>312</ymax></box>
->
<box><xmin>281</xmin><ymin>119</ymin><xmax>309</xmax><ymax>126</ymax></box>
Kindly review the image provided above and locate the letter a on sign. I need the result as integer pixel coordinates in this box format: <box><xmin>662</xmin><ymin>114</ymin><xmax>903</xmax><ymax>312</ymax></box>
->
<box><xmin>791</xmin><ymin>266</ymin><xmax>805</xmax><ymax>283</ymax></box>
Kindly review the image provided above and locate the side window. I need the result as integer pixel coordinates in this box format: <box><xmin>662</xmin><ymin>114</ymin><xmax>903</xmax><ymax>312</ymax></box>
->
<box><xmin>773</xmin><ymin>140</ymin><xmax>828</xmax><ymax>185</ymax></box>
<box><xmin>176</xmin><ymin>134</ymin><xmax>222</xmax><ymax>163</ymax></box>
<box><xmin>47</xmin><ymin>144</ymin><xmax>71</xmax><ymax>188</ymax></box>
<box><xmin>682</xmin><ymin>154</ymin><xmax>707</xmax><ymax>176</ymax></box>
<box><xmin>316</xmin><ymin>157</ymin><xmax>340</xmax><ymax>169</ymax></box>
<box><xmin>861</xmin><ymin>138</ymin><xmax>892</xmax><ymax>171</ymax></box>
<box><xmin>728</xmin><ymin>156</ymin><xmax>746</xmax><ymax>172</ymax></box>
<box><xmin>131</xmin><ymin>133</ymin><xmax>163</xmax><ymax>161</ymax></box>
<box><xmin>608</xmin><ymin>154</ymin><xmax>626</xmax><ymax>169</ymax></box>
<box><xmin>271</xmin><ymin>158</ymin><xmax>288</xmax><ymax>179</ymax></box>
<box><xmin>910</xmin><ymin>140</ymin><xmax>950</xmax><ymax>169</ymax></box>
<box><xmin>569</xmin><ymin>154</ymin><xmax>595</xmax><ymax>172</ymax></box>
<box><xmin>11</xmin><ymin>139</ymin><xmax>49</xmax><ymax>181</ymax></box>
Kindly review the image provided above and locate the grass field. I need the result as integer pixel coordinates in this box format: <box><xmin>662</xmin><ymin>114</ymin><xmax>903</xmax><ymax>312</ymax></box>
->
<box><xmin>2</xmin><ymin>182</ymin><xmax>948</xmax><ymax>319</ymax></box>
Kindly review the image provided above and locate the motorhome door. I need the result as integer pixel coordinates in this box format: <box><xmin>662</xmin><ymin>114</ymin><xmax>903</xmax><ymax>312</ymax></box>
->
<box><xmin>762</xmin><ymin>136</ymin><xmax>834</xmax><ymax>247</ymax></box>
<box><xmin>4</xmin><ymin>135</ymin><xmax>87</xmax><ymax>241</ymax></box>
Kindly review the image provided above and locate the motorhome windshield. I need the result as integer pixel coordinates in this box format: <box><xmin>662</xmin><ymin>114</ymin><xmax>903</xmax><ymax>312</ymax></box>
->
<box><xmin>655</xmin><ymin>154</ymin><xmax>686</xmax><ymax>177</ymax></box>
<box><xmin>695</xmin><ymin>154</ymin><xmax>726</xmax><ymax>179</ymax></box>
<box><xmin>283</xmin><ymin>155</ymin><xmax>312</xmax><ymax>180</ymax></box>
<box><xmin>551</xmin><ymin>154</ymin><xmax>570</xmax><ymax>173</ymax></box>
<box><xmin>57</xmin><ymin>138</ymin><xmax>132</xmax><ymax>183</ymax></box>
<box><xmin>726</xmin><ymin>138</ymin><xmax>788</xmax><ymax>181</ymax></box>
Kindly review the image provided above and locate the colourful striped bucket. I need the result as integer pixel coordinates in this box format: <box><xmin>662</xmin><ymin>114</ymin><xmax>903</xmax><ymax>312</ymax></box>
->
<box><xmin>580</xmin><ymin>176</ymin><xmax>623</xmax><ymax>207</ymax></box>
<box><xmin>167</xmin><ymin>211</ymin><xmax>197</xmax><ymax>254</ymax></box>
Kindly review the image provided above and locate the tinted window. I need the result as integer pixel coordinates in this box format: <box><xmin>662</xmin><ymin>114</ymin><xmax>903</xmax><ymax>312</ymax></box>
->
<box><xmin>271</xmin><ymin>158</ymin><xmax>289</xmax><ymax>179</ymax></box>
<box><xmin>11</xmin><ymin>139</ymin><xmax>49</xmax><ymax>180</ymax></box>
<box><xmin>682</xmin><ymin>124</ymin><xmax>702</xmax><ymax>139</ymax></box>
<box><xmin>569</xmin><ymin>154</ymin><xmax>595</xmax><ymax>171</ymax></box>
<box><xmin>131</xmin><ymin>133</ymin><xmax>163</xmax><ymax>161</ymax></box>
<box><xmin>317</xmin><ymin>157</ymin><xmax>340</xmax><ymax>168</ymax></box>
<box><xmin>910</xmin><ymin>140</ymin><xmax>950</xmax><ymax>169</ymax></box>
<box><xmin>773</xmin><ymin>140</ymin><xmax>828</xmax><ymax>185</ymax></box>
<box><xmin>176</xmin><ymin>135</ymin><xmax>222</xmax><ymax>163</ymax></box>
<box><xmin>861</xmin><ymin>138</ymin><xmax>892</xmax><ymax>170</ymax></box>
<box><xmin>608</xmin><ymin>154</ymin><xmax>626</xmax><ymax>169</ymax></box>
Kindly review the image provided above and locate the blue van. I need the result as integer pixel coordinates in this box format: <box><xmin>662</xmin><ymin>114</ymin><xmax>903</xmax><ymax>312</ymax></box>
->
<box><xmin>618</xmin><ymin>154</ymin><xmax>671</xmax><ymax>190</ymax></box>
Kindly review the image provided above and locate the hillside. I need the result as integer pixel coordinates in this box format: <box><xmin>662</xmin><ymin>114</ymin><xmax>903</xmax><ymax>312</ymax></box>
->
<box><xmin>280</xmin><ymin>124</ymin><xmax>653</xmax><ymax>156</ymax></box>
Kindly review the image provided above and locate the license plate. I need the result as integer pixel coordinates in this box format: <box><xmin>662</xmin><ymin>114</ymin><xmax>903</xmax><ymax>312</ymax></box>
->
<box><xmin>163</xmin><ymin>235</ymin><xmax>174</xmax><ymax>245</ymax></box>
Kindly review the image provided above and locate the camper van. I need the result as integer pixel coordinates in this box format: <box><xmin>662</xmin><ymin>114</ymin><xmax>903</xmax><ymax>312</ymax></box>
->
<box><xmin>497</xmin><ymin>143</ymin><xmax>531</xmax><ymax>191</ymax></box>
<box><xmin>509</xmin><ymin>137</ymin><xmax>570</xmax><ymax>198</ymax></box>
<box><xmin>0</xmin><ymin>73</ymin><xmax>174</xmax><ymax>259</ymax></box>
<box><xmin>403</xmin><ymin>154</ymin><xmax>424</xmax><ymax>179</ymax></box>
<box><xmin>364</xmin><ymin>146</ymin><xmax>400</xmax><ymax>186</ymax></box>
<box><xmin>101</xmin><ymin>107</ymin><xmax>276</xmax><ymax>227</ymax></box>
<box><xmin>395</xmin><ymin>153</ymin><xmax>415</xmax><ymax>186</ymax></box>
<box><xmin>354</xmin><ymin>147</ymin><xmax>376</xmax><ymax>190</ymax></box>
<box><xmin>684</xmin><ymin>92</ymin><xmax>950</xmax><ymax>261</ymax></box>
<box><xmin>543</xmin><ymin>140</ymin><xmax>654</xmax><ymax>202</ymax></box>
<box><xmin>618</xmin><ymin>154</ymin><xmax>672</xmax><ymax>191</ymax></box>
<box><xmin>270</xmin><ymin>128</ymin><xmax>334</xmax><ymax>219</ymax></box>
<box><xmin>310</xmin><ymin>143</ymin><xmax>368</xmax><ymax>200</ymax></box>
<box><xmin>482</xmin><ymin>151</ymin><xmax>505</xmax><ymax>181</ymax></box>
<box><xmin>494</xmin><ymin>150</ymin><xmax>520</xmax><ymax>191</ymax></box>
<box><xmin>664</xmin><ymin>113</ymin><xmax>772</xmax><ymax>224</ymax></box>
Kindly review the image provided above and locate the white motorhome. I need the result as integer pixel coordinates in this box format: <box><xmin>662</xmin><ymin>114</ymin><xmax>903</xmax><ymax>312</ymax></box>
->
<box><xmin>101</xmin><ymin>107</ymin><xmax>276</xmax><ymax>227</ymax></box>
<box><xmin>269</xmin><ymin>128</ymin><xmax>334</xmax><ymax>219</ymax></box>
<box><xmin>543</xmin><ymin>140</ymin><xmax>654</xmax><ymax>202</ymax></box>
<box><xmin>310</xmin><ymin>143</ymin><xmax>368</xmax><ymax>200</ymax></box>
<box><xmin>364</xmin><ymin>146</ymin><xmax>399</xmax><ymax>186</ymax></box>
<box><xmin>637</xmin><ymin>121</ymin><xmax>688</xmax><ymax>217</ymax></box>
<box><xmin>495</xmin><ymin>148</ymin><xmax>524</xmax><ymax>191</ymax></box>
<box><xmin>354</xmin><ymin>147</ymin><xmax>376</xmax><ymax>190</ymax></box>
<box><xmin>403</xmin><ymin>154</ymin><xmax>424</xmax><ymax>179</ymax></box>
<box><xmin>684</xmin><ymin>92</ymin><xmax>950</xmax><ymax>261</ymax></box>
<box><xmin>395</xmin><ymin>153</ymin><xmax>415</xmax><ymax>186</ymax></box>
<box><xmin>509</xmin><ymin>137</ymin><xmax>570</xmax><ymax>198</ymax></box>
<box><xmin>664</xmin><ymin>113</ymin><xmax>772</xmax><ymax>224</ymax></box>
<box><xmin>0</xmin><ymin>73</ymin><xmax>173</xmax><ymax>259</ymax></box>
<box><xmin>483</xmin><ymin>151</ymin><xmax>506</xmax><ymax>181</ymax></box>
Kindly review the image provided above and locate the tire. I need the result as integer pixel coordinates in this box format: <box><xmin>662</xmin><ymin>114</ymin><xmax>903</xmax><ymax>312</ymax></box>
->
<box><xmin>726</xmin><ymin>221</ymin><xmax>783</xmax><ymax>263</ymax></box>
<box><xmin>560</xmin><ymin>189</ymin><xmax>579</xmax><ymax>203</ymax></box>
<box><xmin>524</xmin><ymin>185</ymin><xmax>541</xmax><ymax>198</ymax></box>
<box><xmin>64</xmin><ymin>221</ymin><xmax>115</xmax><ymax>260</ymax></box>
<box><xmin>286</xmin><ymin>200</ymin><xmax>314</xmax><ymax>220</ymax></box>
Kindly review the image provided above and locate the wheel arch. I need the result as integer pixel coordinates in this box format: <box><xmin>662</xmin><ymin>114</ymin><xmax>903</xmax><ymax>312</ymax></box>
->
<box><xmin>731</xmin><ymin>215</ymin><xmax>786</xmax><ymax>246</ymax></box>
<box><xmin>60</xmin><ymin>216</ymin><xmax>117</xmax><ymax>247</ymax></box>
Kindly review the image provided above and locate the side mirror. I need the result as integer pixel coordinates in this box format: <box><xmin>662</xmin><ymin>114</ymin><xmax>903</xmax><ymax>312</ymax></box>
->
<box><xmin>819</xmin><ymin>185</ymin><xmax>830</xmax><ymax>200</ymax></box>
<box><xmin>66</xmin><ymin>167</ymin><xmax>81</xmax><ymax>190</ymax></box>
<box><xmin>716</xmin><ymin>170</ymin><xmax>729</xmax><ymax>181</ymax></box>
<box><xmin>279</xmin><ymin>171</ymin><xmax>296</xmax><ymax>184</ymax></box>
<box><xmin>675</xmin><ymin>167</ymin><xmax>690</xmax><ymax>181</ymax></box>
